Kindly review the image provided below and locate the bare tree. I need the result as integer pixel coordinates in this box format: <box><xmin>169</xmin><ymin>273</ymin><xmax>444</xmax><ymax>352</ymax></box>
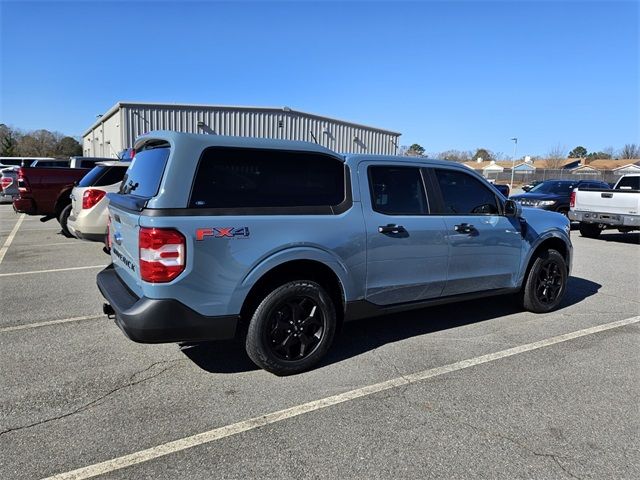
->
<box><xmin>544</xmin><ymin>144</ymin><xmax>568</xmax><ymax>169</ymax></box>
<box><xmin>620</xmin><ymin>143</ymin><xmax>640</xmax><ymax>159</ymax></box>
<box><xmin>436</xmin><ymin>150</ymin><xmax>472</xmax><ymax>162</ymax></box>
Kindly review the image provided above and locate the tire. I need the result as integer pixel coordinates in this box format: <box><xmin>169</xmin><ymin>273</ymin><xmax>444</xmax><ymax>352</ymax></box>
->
<box><xmin>245</xmin><ymin>280</ymin><xmax>337</xmax><ymax>375</ymax></box>
<box><xmin>579</xmin><ymin>222</ymin><xmax>602</xmax><ymax>239</ymax></box>
<box><xmin>522</xmin><ymin>249</ymin><xmax>567</xmax><ymax>313</ymax></box>
<box><xmin>58</xmin><ymin>204</ymin><xmax>74</xmax><ymax>238</ymax></box>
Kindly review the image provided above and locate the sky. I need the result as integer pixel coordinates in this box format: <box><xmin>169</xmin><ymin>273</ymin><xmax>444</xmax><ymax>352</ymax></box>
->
<box><xmin>1</xmin><ymin>0</ymin><xmax>638</xmax><ymax>157</ymax></box>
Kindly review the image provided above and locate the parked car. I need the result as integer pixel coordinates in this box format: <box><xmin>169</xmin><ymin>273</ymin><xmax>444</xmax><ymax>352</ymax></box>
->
<box><xmin>66</xmin><ymin>161</ymin><xmax>130</xmax><ymax>241</ymax></box>
<box><xmin>569</xmin><ymin>174</ymin><xmax>640</xmax><ymax>238</ymax></box>
<box><xmin>12</xmin><ymin>157</ymin><xmax>113</xmax><ymax>235</ymax></box>
<box><xmin>98</xmin><ymin>131</ymin><xmax>572</xmax><ymax>375</ymax></box>
<box><xmin>12</xmin><ymin>166</ymin><xmax>91</xmax><ymax>228</ymax></box>
<box><xmin>0</xmin><ymin>167</ymin><xmax>19</xmax><ymax>203</ymax></box>
<box><xmin>30</xmin><ymin>157</ymin><xmax>107</xmax><ymax>169</ymax></box>
<box><xmin>493</xmin><ymin>184</ymin><xmax>510</xmax><ymax>197</ymax></box>
<box><xmin>510</xmin><ymin>179</ymin><xmax>610</xmax><ymax>215</ymax></box>
<box><xmin>0</xmin><ymin>157</ymin><xmax>48</xmax><ymax>168</ymax></box>
<box><xmin>521</xmin><ymin>180</ymin><xmax>543</xmax><ymax>192</ymax></box>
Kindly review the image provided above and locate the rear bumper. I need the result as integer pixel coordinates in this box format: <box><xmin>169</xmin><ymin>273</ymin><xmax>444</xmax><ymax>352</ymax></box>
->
<box><xmin>97</xmin><ymin>264</ymin><xmax>238</xmax><ymax>343</ymax></box>
<box><xmin>569</xmin><ymin>210</ymin><xmax>640</xmax><ymax>228</ymax></box>
<box><xmin>12</xmin><ymin>197</ymin><xmax>36</xmax><ymax>214</ymax></box>
<box><xmin>68</xmin><ymin>217</ymin><xmax>105</xmax><ymax>242</ymax></box>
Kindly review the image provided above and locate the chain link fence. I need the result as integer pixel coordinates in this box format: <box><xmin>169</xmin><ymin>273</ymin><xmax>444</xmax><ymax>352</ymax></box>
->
<box><xmin>485</xmin><ymin>169</ymin><xmax>623</xmax><ymax>185</ymax></box>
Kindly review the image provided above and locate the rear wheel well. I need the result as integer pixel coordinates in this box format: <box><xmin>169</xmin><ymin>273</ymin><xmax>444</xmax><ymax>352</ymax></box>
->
<box><xmin>54</xmin><ymin>189</ymin><xmax>73</xmax><ymax>218</ymax></box>
<box><xmin>239</xmin><ymin>260</ymin><xmax>345</xmax><ymax>331</ymax></box>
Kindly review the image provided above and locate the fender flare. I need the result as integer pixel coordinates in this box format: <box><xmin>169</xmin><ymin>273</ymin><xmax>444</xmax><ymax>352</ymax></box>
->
<box><xmin>227</xmin><ymin>246</ymin><xmax>356</xmax><ymax>315</ymax></box>
<box><xmin>518</xmin><ymin>230</ymin><xmax>572</xmax><ymax>285</ymax></box>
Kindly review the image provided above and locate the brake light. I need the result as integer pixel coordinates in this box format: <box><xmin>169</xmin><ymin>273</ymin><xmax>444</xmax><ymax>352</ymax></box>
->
<box><xmin>82</xmin><ymin>189</ymin><xmax>106</xmax><ymax>209</ymax></box>
<box><xmin>569</xmin><ymin>191</ymin><xmax>576</xmax><ymax>208</ymax></box>
<box><xmin>17</xmin><ymin>167</ymin><xmax>30</xmax><ymax>193</ymax></box>
<box><xmin>139</xmin><ymin>227</ymin><xmax>185</xmax><ymax>283</ymax></box>
<box><xmin>1</xmin><ymin>177</ymin><xmax>12</xmax><ymax>190</ymax></box>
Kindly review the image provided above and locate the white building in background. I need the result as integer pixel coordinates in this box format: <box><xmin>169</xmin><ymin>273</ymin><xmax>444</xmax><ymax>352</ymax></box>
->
<box><xmin>82</xmin><ymin>102</ymin><xmax>401</xmax><ymax>157</ymax></box>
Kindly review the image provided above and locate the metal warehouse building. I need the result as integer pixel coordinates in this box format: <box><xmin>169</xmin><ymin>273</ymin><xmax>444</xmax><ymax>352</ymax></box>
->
<box><xmin>82</xmin><ymin>102</ymin><xmax>401</xmax><ymax>157</ymax></box>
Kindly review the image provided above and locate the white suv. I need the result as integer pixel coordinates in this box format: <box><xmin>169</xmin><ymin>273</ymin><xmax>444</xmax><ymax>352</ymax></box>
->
<box><xmin>65</xmin><ymin>161</ymin><xmax>130</xmax><ymax>241</ymax></box>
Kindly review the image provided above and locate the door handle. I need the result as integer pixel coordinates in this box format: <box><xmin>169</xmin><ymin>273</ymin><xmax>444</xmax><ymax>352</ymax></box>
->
<box><xmin>454</xmin><ymin>223</ymin><xmax>477</xmax><ymax>234</ymax></box>
<box><xmin>378</xmin><ymin>224</ymin><xmax>406</xmax><ymax>234</ymax></box>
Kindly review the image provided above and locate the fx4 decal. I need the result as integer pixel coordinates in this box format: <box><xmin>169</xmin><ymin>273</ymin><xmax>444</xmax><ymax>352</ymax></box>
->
<box><xmin>196</xmin><ymin>227</ymin><xmax>250</xmax><ymax>240</ymax></box>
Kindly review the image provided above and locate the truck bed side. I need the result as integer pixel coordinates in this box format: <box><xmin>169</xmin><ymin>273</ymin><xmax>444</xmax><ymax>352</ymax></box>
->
<box><xmin>14</xmin><ymin>167</ymin><xmax>90</xmax><ymax>216</ymax></box>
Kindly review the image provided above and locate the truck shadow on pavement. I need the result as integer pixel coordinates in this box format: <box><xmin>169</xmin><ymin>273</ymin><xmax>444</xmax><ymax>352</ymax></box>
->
<box><xmin>181</xmin><ymin>276</ymin><xmax>601</xmax><ymax>374</ymax></box>
<box><xmin>597</xmin><ymin>232</ymin><xmax>639</xmax><ymax>244</ymax></box>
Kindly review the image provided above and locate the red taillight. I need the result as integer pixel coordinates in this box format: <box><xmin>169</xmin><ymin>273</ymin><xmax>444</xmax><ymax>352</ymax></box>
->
<box><xmin>82</xmin><ymin>189</ymin><xmax>106</xmax><ymax>209</ymax></box>
<box><xmin>570</xmin><ymin>191</ymin><xmax>576</xmax><ymax>208</ymax></box>
<box><xmin>17</xmin><ymin>167</ymin><xmax>30</xmax><ymax>193</ymax></box>
<box><xmin>139</xmin><ymin>227</ymin><xmax>185</xmax><ymax>283</ymax></box>
<box><xmin>130</xmin><ymin>148</ymin><xmax>136</xmax><ymax>159</ymax></box>
<box><xmin>0</xmin><ymin>177</ymin><xmax>12</xmax><ymax>190</ymax></box>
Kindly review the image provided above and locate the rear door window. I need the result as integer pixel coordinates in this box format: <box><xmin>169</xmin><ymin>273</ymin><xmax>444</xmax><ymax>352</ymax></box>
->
<box><xmin>368</xmin><ymin>166</ymin><xmax>428</xmax><ymax>215</ymax></box>
<box><xmin>94</xmin><ymin>166</ymin><xmax>127</xmax><ymax>186</ymax></box>
<box><xmin>616</xmin><ymin>176</ymin><xmax>640</xmax><ymax>190</ymax></box>
<box><xmin>434</xmin><ymin>169</ymin><xmax>500</xmax><ymax>214</ymax></box>
<box><xmin>189</xmin><ymin>148</ymin><xmax>345</xmax><ymax>208</ymax></box>
<box><xmin>120</xmin><ymin>142</ymin><xmax>170</xmax><ymax>197</ymax></box>
<box><xmin>79</xmin><ymin>166</ymin><xmax>109</xmax><ymax>187</ymax></box>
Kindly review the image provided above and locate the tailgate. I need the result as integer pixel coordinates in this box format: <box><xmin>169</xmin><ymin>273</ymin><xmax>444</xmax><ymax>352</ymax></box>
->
<box><xmin>575</xmin><ymin>190</ymin><xmax>639</xmax><ymax>215</ymax></box>
<box><xmin>108</xmin><ymin>204</ymin><xmax>143</xmax><ymax>297</ymax></box>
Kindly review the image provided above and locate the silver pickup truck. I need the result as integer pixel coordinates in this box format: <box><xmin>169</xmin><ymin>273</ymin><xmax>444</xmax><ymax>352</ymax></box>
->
<box><xmin>569</xmin><ymin>174</ymin><xmax>640</xmax><ymax>238</ymax></box>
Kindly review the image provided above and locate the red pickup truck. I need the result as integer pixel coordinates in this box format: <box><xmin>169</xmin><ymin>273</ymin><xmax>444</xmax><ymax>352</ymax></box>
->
<box><xmin>13</xmin><ymin>167</ymin><xmax>90</xmax><ymax>221</ymax></box>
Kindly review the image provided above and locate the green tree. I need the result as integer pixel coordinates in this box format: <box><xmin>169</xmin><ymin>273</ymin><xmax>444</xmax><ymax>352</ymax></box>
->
<box><xmin>472</xmin><ymin>148</ymin><xmax>493</xmax><ymax>162</ymax></box>
<box><xmin>0</xmin><ymin>124</ymin><xmax>19</xmax><ymax>156</ymax></box>
<box><xmin>407</xmin><ymin>143</ymin><xmax>425</xmax><ymax>156</ymax></box>
<box><xmin>56</xmin><ymin>136</ymin><xmax>82</xmax><ymax>157</ymax></box>
<box><xmin>586</xmin><ymin>151</ymin><xmax>612</xmax><ymax>161</ymax></box>
<box><xmin>568</xmin><ymin>146</ymin><xmax>587</xmax><ymax>158</ymax></box>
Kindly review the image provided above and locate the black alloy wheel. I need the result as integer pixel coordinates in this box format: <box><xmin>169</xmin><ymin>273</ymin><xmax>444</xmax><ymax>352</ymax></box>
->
<box><xmin>521</xmin><ymin>249</ymin><xmax>567</xmax><ymax>313</ymax></box>
<box><xmin>534</xmin><ymin>260</ymin><xmax>563</xmax><ymax>306</ymax></box>
<box><xmin>265</xmin><ymin>296</ymin><xmax>325</xmax><ymax>361</ymax></box>
<box><xmin>245</xmin><ymin>280</ymin><xmax>337</xmax><ymax>375</ymax></box>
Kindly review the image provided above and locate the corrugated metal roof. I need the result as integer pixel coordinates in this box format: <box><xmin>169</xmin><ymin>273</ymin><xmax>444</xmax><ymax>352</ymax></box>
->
<box><xmin>83</xmin><ymin>101</ymin><xmax>401</xmax><ymax>137</ymax></box>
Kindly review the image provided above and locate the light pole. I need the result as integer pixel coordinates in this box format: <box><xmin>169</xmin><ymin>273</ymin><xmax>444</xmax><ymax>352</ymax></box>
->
<box><xmin>509</xmin><ymin>137</ymin><xmax>518</xmax><ymax>192</ymax></box>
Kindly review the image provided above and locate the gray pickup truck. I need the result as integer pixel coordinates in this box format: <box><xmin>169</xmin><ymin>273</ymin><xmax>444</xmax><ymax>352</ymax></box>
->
<box><xmin>98</xmin><ymin>131</ymin><xmax>572</xmax><ymax>375</ymax></box>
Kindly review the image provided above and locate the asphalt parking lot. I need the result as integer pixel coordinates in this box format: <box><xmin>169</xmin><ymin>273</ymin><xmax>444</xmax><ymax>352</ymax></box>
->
<box><xmin>0</xmin><ymin>204</ymin><xmax>638</xmax><ymax>480</ymax></box>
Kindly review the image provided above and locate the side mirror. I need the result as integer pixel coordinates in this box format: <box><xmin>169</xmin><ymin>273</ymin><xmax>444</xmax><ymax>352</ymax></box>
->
<box><xmin>522</xmin><ymin>186</ymin><xmax>531</xmax><ymax>192</ymax></box>
<box><xmin>504</xmin><ymin>199</ymin><xmax>522</xmax><ymax>217</ymax></box>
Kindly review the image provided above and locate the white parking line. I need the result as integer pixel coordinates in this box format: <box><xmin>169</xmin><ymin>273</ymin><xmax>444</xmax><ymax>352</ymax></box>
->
<box><xmin>0</xmin><ymin>315</ymin><xmax>103</xmax><ymax>333</ymax></box>
<box><xmin>12</xmin><ymin>241</ymin><xmax>97</xmax><ymax>248</ymax></box>
<box><xmin>0</xmin><ymin>213</ymin><xmax>24</xmax><ymax>265</ymax></box>
<box><xmin>0</xmin><ymin>227</ymin><xmax>60</xmax><ymax>234</ymax></box>
<box><xmin>43</xmin><ymin>315</ymin><xmax>640</xmax><ymax>480</ymax></box>
<box><xmin>0</xmin><ymin>265</ymin><xmax>105</xmax><ymax>277</ymax></box>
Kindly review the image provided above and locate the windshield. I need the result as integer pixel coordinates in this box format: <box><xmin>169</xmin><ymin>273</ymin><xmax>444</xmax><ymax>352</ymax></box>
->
<box><xmin>120</xmin><ymin>142</ymin><xmax>170</xmax><ymax>197</ymax></box>
<box><xmin>528</xmin><ymin>181</ymin><xmax>575</xmax><ymax>195</ymax></box>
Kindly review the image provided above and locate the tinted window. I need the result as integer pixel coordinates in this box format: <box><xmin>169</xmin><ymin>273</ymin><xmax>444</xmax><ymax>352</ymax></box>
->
<box><xmin>33</xmin><ymin>160</ymin><xmax>70</xmax><ymax>167</ymax></box>
<box><xmin>120</xmin><ymin>143</ymin><xmax>170</xmax><ymax>197</ymax></box>
<box><xmin>95</xmin><ymin>166</ymin><xmax>127</xmax><ymax>186</ymax></box>
<box><xmin>616</xmin><ymin>176</ymin><xmax>640</xmax><ymax>190</ymax></box>
<box><xmin>434</xmin><ymin>169</ymin><xmax>499</xmax><ymax>214</ymax></box>
<box><xmin>78</xmin><ymin>159</ymin><xmax>101</xmax><ymax>168</ymax></box>
<box><xmin>369</xmin><ymin>166</ymin><xmax>428</xmax><ymax>215</ymax></box>
<box><xmin>79</xmin><ymin>166</ymin><xmax>108</xmax><ymax>187</ymax></box>
<box><xmin>79</xmin><ymin>165</ymin><xmax>128</xmax><ymax>187</ymax></box>
<box><xmin>529</xmin><ymin>181</ymin><xmax>575</xmax><ymax>195</ymax></box>
<box><xmin>190</xmin><ymin>148</ymin><xmax>345</xmax><ymax>208</ymax></box>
